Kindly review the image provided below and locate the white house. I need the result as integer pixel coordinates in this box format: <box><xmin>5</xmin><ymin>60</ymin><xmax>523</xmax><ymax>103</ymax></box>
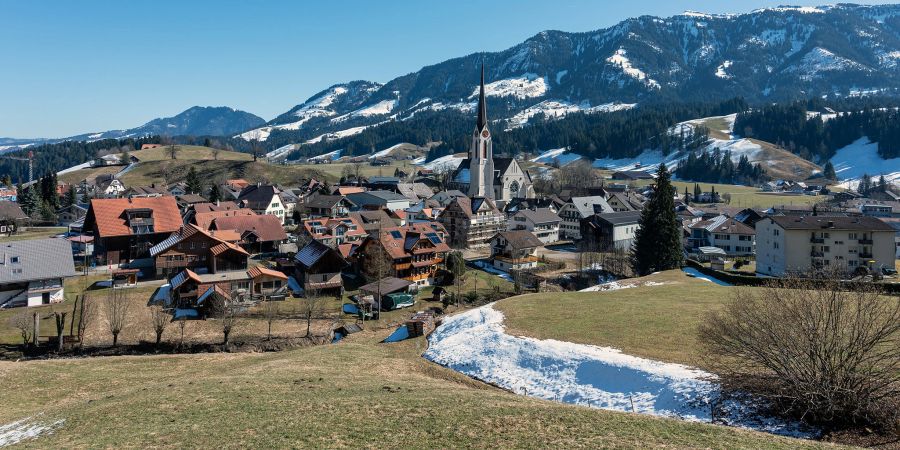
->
<box><xmin>557</xmin><ymin>196</ymin><xmax>613</xmax><ymax>240</ymax></box>
<box><xmin>688</xmin><ymin>215</ymin><xmax>756</xmax><ymax>256</ymax></box>
<box><xmin>238</xmin><ymin>184</ymin><xmax>287</xmax><ymax>224</ymax></box>
<box><xmin>0</xmin><ymin>238</ymin><xmax>77</xmax><ymax>308</ymax></box>
<box><xmin>508</xmin><ymin>208</ymin><xmax>561</xmax><ymax>245</ymax></box>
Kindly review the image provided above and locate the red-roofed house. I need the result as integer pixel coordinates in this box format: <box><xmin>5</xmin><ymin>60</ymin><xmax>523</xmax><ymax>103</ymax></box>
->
<box><xmin>83</xmin><ymin>196</ymin><xmax>183</xmax><ymax>264</ymax></box>
<box><xmin>300</xmin><ymin>216</ymin><xmax>367</xmax><ymax>248</ymax></box>
<box><xmin>149</xmin><ymin>224</ymin><xmax>249</xmax><ymax>278</ymax></box>
<box><xmin>356</xmin><ymin>222</ymin><xmax>450</xmax><ymax>286</ymax></box>
<box><xmin>209</xmin><ymin>214</ymin><xmax>288</xmax><ymax>253</ymax></box>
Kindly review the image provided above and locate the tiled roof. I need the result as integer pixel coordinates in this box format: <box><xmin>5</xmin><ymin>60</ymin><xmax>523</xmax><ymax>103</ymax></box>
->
<box><xmin>211</xmin><ymin>214</ymin><xmax>288</xmax><ymax>242</ymax></box>
<box><xmin>193</xmin><ymin>209</ymin><xmax>257</xmax><ymax>230</ymax></box>
<box><xmin>0</xmin><ymin>201</ymin><xmax>27</xmax><ymax>220</ymax></box>
<box><xmin>691</xmin><ymin>215</ymin><xmax>755</xmax><ymax>235</ymax></box>
<box><xmin>85</xmin><ymin>196</ymin><xmax>182</xmax><ymax>238</ymax></box>
<box><xmin>248</xmin><ymin>266</ymin><xmax>288</xmax><ymax>280</ymax></box>
<box><xmin>151</xmin><ymin>224</ymin><xmax>249</xmax><ymax>257</ymax></box>
<box><xmin>516</xmin><ymin>208</ymin><xmax>560</xmax><ymax>225</ymax></box>
<box><xmin>192</xmin><ymin>201</ymin><xmax>241</xmax><ymax>214</ymax></box>
<box><xmin>371</xmin><ymin>222</ymin><xmax>450</xmax><ymax>259</ymax></box>
<box><xmin>494</xmin><ymin>230</ymin><xmax>543</xmax><ymax>250</ymax></box>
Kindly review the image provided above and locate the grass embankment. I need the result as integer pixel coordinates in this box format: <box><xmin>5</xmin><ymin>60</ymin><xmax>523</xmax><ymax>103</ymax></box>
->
<box><xmin>0</xmin><ymin>227</ymin><xmax>67</xmax><ymax>243</ymax></box>
<box><xmin>0</xmin><ymin>327</ymin><xmax>833</xmax><ymax>448</ymax></box>
<box><xmin>495</xmin><ymin>270</ymin><xmax>730</xmax><ymax>368</ymax></box>
<box><xmin>634</xmin><ymin>179</ymin><xmax>827</xmax><ymax>209</ymax></box>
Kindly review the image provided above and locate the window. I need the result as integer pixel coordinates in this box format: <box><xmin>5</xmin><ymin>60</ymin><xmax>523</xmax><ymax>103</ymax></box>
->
<box><xmin>10</xmin><ymin>256</ymin><xmax>19</xmax><ymax>264</ymax></box>
<box><xmin>773</xmin><ymin>229</ymin><xmax>780</xmax><ymax>236</ymax></box>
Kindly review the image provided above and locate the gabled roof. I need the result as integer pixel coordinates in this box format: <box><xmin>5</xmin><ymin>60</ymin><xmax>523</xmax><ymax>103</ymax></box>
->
<box><xmin>85</xmin><ymin>196</ymin><xmax>182</xmax><ymax>238</ymax></box>
<box><xmin>0</xmin><ymin>201</ymin><xmax>27</xmax><ymax>221</ymax></box>
<box><xmin>395</xmin><ymin>183</ymin><xmax>436</xmax><ymax>201</ymax></box>
<box><xmin>767</xmin><ymin>215</ymin><xmax>895</xmax><ymax>231</ymax></box>
<box><xmin>150</xmin><ymin>224</ymin><xmax>250</xmax><ymax>257</ymax></box>
<box><xmin>302</xmin><ymin>216</ymin><xmax>367</xmax><ymax>240</ymax></box>
<box><xmin>304</xmin><ymin>192</ymin><xmax>352</xmax><ymax>210</ymax></box>
<box><xmin>0</xmin><ymin>238</ymin><xmax>76</xmax><ymax>284</ymax></box>
<box><xmin>295</xmin><ymin>240</ymin><xmax>350</xmax><ymax>270</ymax></box>
<box><xmin>515</xmin><ymin>208</ymin><xmax>560</xmax><ymax>225</ymax></box>
<box><xmin>370</xmin><ymin>222</ymin><xmax>450</xmax><ymax>259</ymax></box>
<box><xmin>691</xmin><ymin>215</ymin><xmax>755</xmax><ymax>235</ymax></box>
<box><xmin>238</xmin><ymin>184</ymin><xmax>281</xmax><ymax>210</ymax></box>
<box><xmin>170</xmin><ymin>268</ymin><xmax>202</xmax><ymax>290</ymax></box>
<box><xmin>192</xmin><ymin>201</ymin><xmax>241</xmax><ymax>214</ymax></box>
<box><xmin>211</xmin><ymin>214</ymin><xmax>288</xmax><ymax>242</ymax></box>
<box><xmin>247</xmin><ymin>266</ymin><xmax>288</xmax><ymax>280</ymax></box>
<box><xmin>593</xmin><ymin>210</ymin><xmax>643</xmax><ymax>226</ymax></box>
<box><xmin>494</xmin><ymin>230</ymin><xmax>543</xmax><ymax>250</ymax></box>
<box><xmin>567</xmin><ymin>196</ymin><xmax>613</xmax><ymax>217</ymax></box>
<box><xmin>193</xmin><ymin>208</ymin><xmax>257</xmax><ymax>230</ymax></box>
<box><xmin>443</xmin><ymin>196</ymin><xmax>501</xmax><ymax>218</ymax></box>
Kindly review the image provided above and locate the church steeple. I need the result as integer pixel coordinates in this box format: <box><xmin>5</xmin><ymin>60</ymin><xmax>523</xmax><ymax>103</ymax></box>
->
<box><xmin>476</xmin><ymin>62</ymin><xmax>488</xmax><ymax>132</ymax></box>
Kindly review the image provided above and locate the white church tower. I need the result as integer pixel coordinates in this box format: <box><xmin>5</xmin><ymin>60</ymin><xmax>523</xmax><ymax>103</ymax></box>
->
<box><xmin>468</xmin><ymin>63</ymin><xmax>495</xmax><ymax>199</ymax></box>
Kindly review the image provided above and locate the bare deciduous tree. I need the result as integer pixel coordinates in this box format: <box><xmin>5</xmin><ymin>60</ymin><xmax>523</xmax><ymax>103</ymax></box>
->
<box><xmin>149</xmin><ymin>304</ymin><xmax>169</xmax><ymax>347</ymax></box>
<box><xmin>221</xmin><ymin>301</ymin><xmax>239</xmax><ymax>345</ymax></box>
<box><xmin>77</xmin><ymin>293</ymin><xmax>98</xmax><ymax>349</ymax></box>
<box><xmin>699</xmin><ymin>275</ymin><xmax>900</xmax><ymax>431</ymax></box>
<box><xmin>167</xmin><ymin>143</ymin><xmax>179</xmax><ymax>160</ymax></box>
<box><xmin>103</xmin><ymin>289</ymin><xmax>131</xmax><ymax>346</ymax></box>
<box><xmin>211</xmin><ymin>146</ymin><xmax>221</xmax><ymax>161</ymax></box>
<box><xmin>9</xmin><ymin>310</ymin><xmax>33</xmax><ymax>346</ymax></box>
<box><xmin>262</xmin><ymin>298</ymin><xmax>278</xmax><ymax>340</ymax></box>
<box><xmin>53</xmin><ymin>311</ymin><xmax>67</xmax><ymax>352</ymax></box>
<box><xmin>299</xmin><ymin>290</ymin><xmax>326</xmax><ymax>337</ymax></box>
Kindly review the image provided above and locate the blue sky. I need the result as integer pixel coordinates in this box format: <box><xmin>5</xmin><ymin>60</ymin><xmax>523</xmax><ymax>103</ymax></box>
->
<box><xmin>0</xmin><ymin>0</ymin><xmax>894</xmax><ymax>138</ymax></box>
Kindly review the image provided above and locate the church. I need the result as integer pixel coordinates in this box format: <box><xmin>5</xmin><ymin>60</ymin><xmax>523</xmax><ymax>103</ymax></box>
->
<box><xmin>450</xmin><ymin>65</ymin><xmax>535</xmax><ymax>203</ymax></box>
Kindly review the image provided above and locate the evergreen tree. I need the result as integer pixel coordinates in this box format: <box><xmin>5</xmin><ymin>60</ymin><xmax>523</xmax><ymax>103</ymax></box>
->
<box><xmin>62</xmin><ymin>185</ymin><xmax>77</xmax><ymax>208</ymax></box>
<box><xmin>38</xmin><ymin>200</ymin><xmax>56</xmax><ymax>223</ymax></box>
<box><xmin>877</xmin><ymin>175</ymin><xmax>887</xmax><ymax>192</ymax></box>
<box><xmin>823</xmin><ymin>161</ymin><xmax>837</xmax><ymax>180</ymax></box>
<box><xmin>683</xmin><ymin>186</ymin><xmax>691</xmax><ymax>204</ymax></box>
<box><xmin>858</xmin><ymin>173</ymin><xmax>872</xmax><ymax>195</ymax></box>
<box><xmin>185</xmin><ymin>166</ymin><xmax>203</xmax><ymax>194</ymax></box>
<box><xmin>693</xmin><ymin>183</ymin><xmax>702</xmax><ymax>200</ymax></box>
<box><xmin>208</xmin><ymin>183</ymin><xmax>222</xmax><ymax>203</ymax></box>
<box><xmin>120</xmin><ymin>148</ymin><xmax>131</xmax><ymax>164</ymax></box>
<box><xmin>17</xmin><ymin>186</ymin><xmax>39</xmax><ymax>217</ymax></box>
<box><xmin>80</xmin><ymin>189</ymin><xmax>92</xmax><ymax>205</ymax></box>
<box><xmin>631</xmin><ymin>164</ymin><xmax>683</xmax><ymax>276</ymax></box>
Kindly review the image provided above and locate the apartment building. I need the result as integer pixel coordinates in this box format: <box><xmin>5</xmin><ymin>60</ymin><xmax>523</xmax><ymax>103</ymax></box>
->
<box><xmin>756</xmin><ymin>215</ymin><xmax>895</xmax><ymax>276</ymax></box>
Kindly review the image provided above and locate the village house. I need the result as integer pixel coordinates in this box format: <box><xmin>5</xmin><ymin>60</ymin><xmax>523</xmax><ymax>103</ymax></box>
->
<box><xmin>557</xmin><ymin>196</ymin><xmax>613</xmax><ymax>240</ymax></box>
<box><xmin>124</xmin><ymin>184</ymin><xmax>167</xmax><ymax>198</ymax></box>
<box><xmin>611</xmin><ymin>170</ymin><xmax>654</xmax><ymax>181</ymax></box>
<box><xmin>688</xmin><ymin>215</ymin><xmax>756</xmax><ymax>256</ymax></box>
<box><xmin>489</xmin><ymin>230</ymin><xmax>543</xmax><ymax>271</ymax></box>
<box><xmin>428</xmin><ymin>190</ymin><xmax>468</xmax><ymax>207</ymax></box>
<box><xmin>294</xmin><ymin>240</ymin><xmax>349</xmax><ymax>296</ymax></box>
<box><xmin>508</xmin><ymin>208</ymin><xmax>561</xmax><ymax>244</ymax></box>
<box><xmin>300</xmin><ymin>216</ymin><xmax>367</xmax><ymax>248</ymax></box>
<box><xmin>149</xmin><ymin>224</ymin><xmax>249</xmax><ymax>278</ymax></box>
<box><xmin>83</xmin><ymin>196</ymin><xmax>183</xmax><ymax>264</ymax></box>
<box><xmin>191</xmin><ymin>208</ymin><xmax>257</xmax><ymax>231</ymax></box>
<box><xmin>437</xmin><ymin>196</ymin><xmax>506</xmax><ymax>248</ymax></box>
<box><xmin>606</xmin><ymin>192</ymin><xmax>643</xmax><ymax>212</ymax></box>
<box><xmin>0</xmin><ymin>238</ymin><xmax>76</xmax><ymax>308</ymax></box>
<box><xmin>579</xmin><ymin>210</ymin><xmax>642</xmax><ymax>252</ymax></box>
<box><xmin>167</xmin><ymin>265</ymin><xmax>288</xmax><ymax>314</ymax></box>
<box><xmin>302</xmin><ymin>193</ymin><xmax>354</xmax><ymax>219</ymax></box>
<box><xmin>348</xmin><ymin>209</ymin><xmax>399</xmax><ymax>235</ymax></box>
<box><xmin>356</xmin><ymin>222</ymin><xmax>450</xmax><ymax>286</ymax></box>
<box><xmin>0</xmin><ymin>202</ymin><xmax>28</xmax><ymax>236</ymax></box>
<box><xmin>237</xmin><ymin>184</ymin><xmax>287</xmax><ymax>224</ymax></box>
<box><xmin>756</xmin><ymin>215</ymin><xmax>896</xmax><ymax>277</ymax></box>
<box><xmin>56</xmin><ymin>204</ymin><xmax>88</xmax><ymax>226</ymax></box>
<box><xmin>346</xmin><ymin>190</ymin><xmax>412</xmax><ymax>211</ymax></box>
<box><xmin>208</xmin><ymin>213</ymin><xmax>288</xmax><ymax>253</ymax></box>
<box><xmin>91</xmin><ymin>174</ymin><xmax>126</xmax><ymax>198</ymax></box>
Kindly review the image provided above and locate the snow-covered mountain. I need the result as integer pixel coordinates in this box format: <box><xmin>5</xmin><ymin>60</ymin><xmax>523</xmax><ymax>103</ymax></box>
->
<box><xmin>241</xmin><ymin>4</ymin><xmax>900</xmax><ymax>147</ymax></box>
<box><xmin>6</xmin><ymin>106</ymin><xmax>265</xmax><ymax>150</ymax></box>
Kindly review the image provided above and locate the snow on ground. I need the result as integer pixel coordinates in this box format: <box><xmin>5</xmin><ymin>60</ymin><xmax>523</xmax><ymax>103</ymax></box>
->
<box><xmin>592</xmin><ymin>150</ymin><xmax>681</xmax><ymax>172</ymax></box>
<box><xmin>606</xmin><ymin>49</ymin><xmax>661</xmax><ymax>89</ymax></box>
<box><xmin>789</xmin><ymin>47</ymin><xmax>868</xmax><ymax>81</ymax></box>
<box><xmin>831</xmin><ymin>137</ymin><xmax>900</xmax><ymax>189</ymax></box>
<box><xmin>0</xmin><ymin>416</ymin><xmax>64</xmax><ymax>447</ymax></box>
<box><xmin>471</xmin><ymin>73</ymin><xmax>548</xmax><ymax>100</ymax></box>
<box><xmin>369</xmin><ymin>142</ymin><xmax>405</xmax><ymax>159</ymax></box>
<box><xmin>419</xmin><ymin>154</ymin><xmax>465</xmax><ymax>171</ymax></box>
<box><xmin>304</xmin><ymin>125</ymin><xmax>370</xmax><ymax>145</ymax></box>
<box><xmin>57</xmin><ymin>161</ymin><xmax>93</xmax><ymax>175</ymax></box>
<box><xmin>308</xmin><ymin>149</ymin><xmax>343</xmax><ymax>162</ymax></box>
<box><xmin>530</xmin><ymin>148</ymin><xmax>582</xmax><ymax>166</ymax></box>
<box><xmin>506</xmin><ymin>101</ymin><xmax>635</xmax><ymax>129</ymax></box>
<box><xmin>266</xmin><ymin>144</ymin><xmax>298</xmax><ymax>159</ymax></box>
<box><xmin>425</xmin><ymin>304</ymin><xmax>813</xmax><ymax>437</ymax></box>
<box><xmin>682</xmin><ymin>268</ymin><xmax>733</xmax><ymax>286</ymax></box>
<box><xmin>714</xmin><ymin>60</ymin><xmax>733</xmax><ymax>79</ymax></box>
<box><xmin>332</xmin><ymin>99</ymin><xmax>398</xmax><ymax>123</ymax></box>
<box><xmin>579</xmin><ymin>280</ymin><xmax>666</xmax><ymax>292</ymax></box>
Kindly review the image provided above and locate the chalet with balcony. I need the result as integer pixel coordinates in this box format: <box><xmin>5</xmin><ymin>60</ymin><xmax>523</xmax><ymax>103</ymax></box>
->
<box><xmin>300</xmin><ymin>216</ymin><xmax>367</xmax><ymax>248</ymax></box>
<box><xmin>294</xmin><ymin>240</ymin><xmax>349</xmax><ymax>296</ymax></box>
<box><xmin>688</xmin><ymin>215</ymin><xmax>756</xmax><ymax>256</ymax></box>
<box><xmin>0</xmin><ymin>238</ymin><xmax>77</xmax><ymax>308</ymax></box>
<box><xmin>149</xmin><ymin>224</ymin><xmax>249</xmax><ymax>278</ymax></box>
<box><xmin>508</xmin><ymin>208</ymin><xmax>561</xmax><ymax>244</ymax></box>
<box><xmin>301</xmin><ymin>192</ymin><xmax>354</xmax><ymax>219</ymax></box>
<box><xmin>208</xmin><ymin>214</ymin><xmax>288</xmax><ymax>253</ymax></box>
<box><xmin>489</xmin><ymin>230</ymin><xmax>543</xmax><ymax>271</ymax></box>
<box><xmin>83</xmin><ymin>196</ymin><xmax>183</xmax><ymax>264</ymax></box>
<box><xmin>356</xmin><ymin>222</ymin><xmax>450</xmax><ymax>286</ymax></box>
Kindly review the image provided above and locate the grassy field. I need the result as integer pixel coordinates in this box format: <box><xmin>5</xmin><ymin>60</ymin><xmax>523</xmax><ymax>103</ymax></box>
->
<box><xmin>0</xmin><ymin>321</ymin><xmax>834</xmax><ymax>448</ymax></box>
<box><xmin>636</xmin><ymin>180</ymin><xmax>827</xmax><ymax>209</ymax></box>
<box><xmin>0</xmin><ymin>227</ymin><xmax>67</xmax><ymax>243</ymax></box>
<box><xmin>495</xmin><ymin>270</ymin><xmax>730</xmax><ymax>368</ymax></box>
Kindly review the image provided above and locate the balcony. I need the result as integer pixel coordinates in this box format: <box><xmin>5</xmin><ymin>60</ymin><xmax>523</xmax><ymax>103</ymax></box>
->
<box><xmin>859</xmin><ymin>253</ymin><xmax>873</xmax><ymax>259</ymax></box>
<box><xmin>810</xmin><ymin>251</ymin><xmax>824</xmax><ymax>258</ymax></box>
<box><xmin>858</xmin><ymin>239</ymin><xmax>874</xmax><ymax>245</ymax></box>
<box><xmin>809</xmin><ymin>237</ymin><xmax>824</xmax><ymax>244</ymax></box>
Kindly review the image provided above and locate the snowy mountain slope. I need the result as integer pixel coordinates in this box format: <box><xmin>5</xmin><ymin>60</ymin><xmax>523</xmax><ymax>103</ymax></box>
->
<box><xmin>234</xmin><ymin>4</ymin><xmax>900</xmax><ymax>156</ymax></box>
<box><xmin>831</xmin><ymin>137</ymin><xmax>900</xmax><ymax>189</ymax></box>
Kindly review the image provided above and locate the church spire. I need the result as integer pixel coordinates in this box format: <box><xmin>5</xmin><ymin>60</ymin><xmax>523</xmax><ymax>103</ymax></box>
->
<box><xmin>476</xmin><ymin>62</ymin><xmax>488</xmax><ymax>132</ymax></box>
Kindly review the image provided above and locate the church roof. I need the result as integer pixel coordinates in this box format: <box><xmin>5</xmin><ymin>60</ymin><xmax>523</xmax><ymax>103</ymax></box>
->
<box><xmin>476</xmin><ymin>63</ymin><xmax>488</xmax><ymax>132</ymax></box>
<box><xmin>453</xmin><ymin>158</ymin><xmax>524</xmax><ymax>185</ymax></box>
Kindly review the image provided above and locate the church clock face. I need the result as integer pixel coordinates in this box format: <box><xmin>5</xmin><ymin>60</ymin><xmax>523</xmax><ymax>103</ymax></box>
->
<box><xmin>481</xmin><ymin>130</ymin><xmax>490</xmax><ymax>138</ymax></box>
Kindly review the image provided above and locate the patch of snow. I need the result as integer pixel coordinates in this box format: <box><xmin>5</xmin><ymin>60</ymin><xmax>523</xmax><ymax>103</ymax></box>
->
<box><xmin>332</xmin><ymin>99</ymin><xmax>398</xmax><ymax>123</ymax></box>
<box><xmin>425</xmin><ymin>304</ymin><xmax>814</xmax><ymax>437</ymax></box>
<box><xmin>530</xmin><ymin>148</ymin><xmax>582</xmax><ymax>166</ymax></box>
<box><xmin>606</xmin><ymin>48</ymin><xmax>661</xmax><ymax>89</ymax></box>
<box><xmin>555</xmin><ymin>70</ymin><xmax>568</xmax><ymax>84</ymax></box>
<box><xmin>304</xmin><ymin>125</ymin><xmax>370</xmax><ymax>145</ymax></box>
<box><xmin>831</xmin><ymin>137</ymin><xmax>900</xmax><ymax>189</ymax></box>
<box><xmin>506</xmin><ymin>100</ymin><xmax>635</xmax><ymax>129</ymax></box>
<box><xmin>714</xmin><ymin>60</ymin><xmax>733</xmax><ymax>79</ymax></box>
<box><xmin>308</xmin><ymin>149</ymin><xmax>343</xmax><ymax>162</ymax></box>
<box><xmin>266</xmin><ymin>144</ymin><xmax>297</xmax><ymax>159</ymax></box>
<box><xmin>592</xmin><ymin>150</ymin><xmax>680</xmax><ymax>172</ymax></box>
<box><xmin>682</xmin><ymin>268</ymin><xmax>733</xmax><ymax>286</ymax></box>
<box><xmin>471</xmin><ymin>73</ymin><xmax>549</xmax><ymax>100</ymax></box>
<box><xmin>419</xmin><ymin>154</ymin><xmax>465</xmax><ymax>171</ymax></box>
<box><xmin>788</xmin><ymin>47</ymin><xmax>869</xmax><ymax>81</ymax></box>
<box><xmin>0</xmin><ymin>416</ymin><xmax>64</xmax><ymax>447</ymax></box>
<box><xmin>579</xmin><ymin>280</ymin><xmax>666</xmax><ymax>292</ymax></box>
<box><xmin>753</xmin><ymin>6</ymin><xmax>827</xmax><ymax>14</ymax></box>
<box><xmin>56</xmin><ymin>161</ymin><xmax>93</xmax><ymax>176</ymax></box>
<box><xmin>369</xmin><ymin>142</ymin><xmax>405</xmax><ymax>159</ymax></box>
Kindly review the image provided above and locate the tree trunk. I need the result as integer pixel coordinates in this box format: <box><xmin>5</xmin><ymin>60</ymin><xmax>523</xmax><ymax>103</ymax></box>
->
<box><xmin>223</xmin><ymin>330</ymin><xmax>230</xmax><ymax>345</ymax></box>
<box><xmin>112</xmin><ymin>332</ymin><xmax>118</xmax><ymax>346</ymax></box>
<box><xmin>306</xmin><ymin>318</ymin><xmax>312</xmax><ymax>337</ymax></box>
<box><xmin>33</xmin><ymin>313</ymin><xmax>39</xmax><ymax>347</ymax></box>
<box><xmin>155</xmin><ymin>332</ymin><xmax>162</xmax><ymax>346</ymax></box>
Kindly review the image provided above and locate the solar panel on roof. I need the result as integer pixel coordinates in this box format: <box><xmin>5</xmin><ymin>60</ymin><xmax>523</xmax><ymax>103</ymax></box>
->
<box><xmin>428</xmin><ymin>236</ymin><xmax>442</xmax><ymax>244</ymax></box>
<box><xmin>390</xmin><ymin>230</ymin><xmax>402</xmax><ymax>239</ymax></box>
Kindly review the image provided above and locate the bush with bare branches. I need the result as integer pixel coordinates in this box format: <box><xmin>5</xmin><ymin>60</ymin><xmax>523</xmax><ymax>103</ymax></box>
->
<box><xmin>9</xmin><ymin>310</ymin><xmax>33</xmax><ymax>346</ymax></box>
<box><xmin>103</xmin><ymin>289</ymin><xmax>131</xmax><ymax>346</ymax></box>
<box><xmin>149</xmin><ymin>304</ymin><xmax>169</xmax><ymax>346</ymax></box>
<box><xmin>699</xmin><ymin>276</ymin><xmax>900</xmax><ymax>432</ymax></box>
